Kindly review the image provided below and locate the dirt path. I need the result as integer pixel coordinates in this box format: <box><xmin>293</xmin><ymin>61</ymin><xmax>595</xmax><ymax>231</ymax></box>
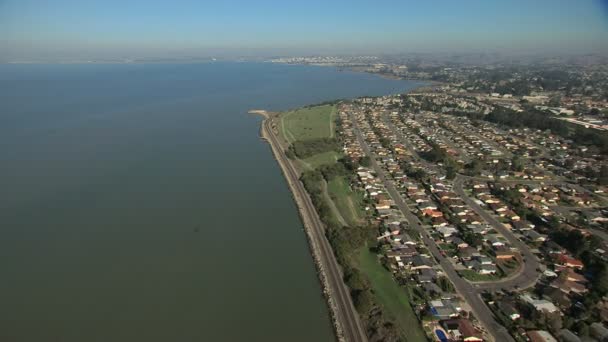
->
<box><xmin>322</xmin><ymin>179</ymin><xmax>348</xmax><ymax>227</ymax></box>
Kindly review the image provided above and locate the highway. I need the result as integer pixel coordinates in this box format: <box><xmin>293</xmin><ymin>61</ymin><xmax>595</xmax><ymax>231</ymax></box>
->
<box><xmin>348</xmin><ymin>112</ymin><xmax>514</xmax><ymax>342</ymax></box>
<box><xmin>261</xmin><ymin>117</ymin><xmax>368</xmax><ymax>342</ymax></box>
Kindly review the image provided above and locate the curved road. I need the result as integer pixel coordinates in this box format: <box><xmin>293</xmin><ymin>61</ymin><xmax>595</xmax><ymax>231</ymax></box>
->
<box><xmin>262</xmin><ymin>117</ymin><xmax>368</xmax><ymax>342</ymax></box>
<box><xmin>453</xmin><ymin>175</ymin><xmax>541</xmax><ymax>291</ymax></box>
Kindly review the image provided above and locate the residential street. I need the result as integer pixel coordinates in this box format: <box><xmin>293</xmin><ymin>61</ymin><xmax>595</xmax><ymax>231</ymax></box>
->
<box><xmin>349</xmin><ymin>113</ymin><xmax>514</xmax><ymax>342</ymax></box>
<box><xmin>453</xmin><ymin>175</ymin><xmax>541</xmax><ymax>291</ymax></box>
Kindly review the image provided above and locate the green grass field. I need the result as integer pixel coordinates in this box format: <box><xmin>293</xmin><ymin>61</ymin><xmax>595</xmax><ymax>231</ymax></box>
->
<box><xmin>281</xmin><ymin>105</ymin><xmax>337</xmax><ymax>143</ymax></box>
<box><xmin>358</xmin><ymin>249</ymin><xmax>428</xmax><ymax>342</ymax></box>
<box><xmin>300</xmin><ymin>151</ymin><xmax>341</xmax><ymax>169</ymax></box>
<box><xmin>327</xmin><ymin>176</ymin><xmax>365</xmax><ymax>226</ymax></box>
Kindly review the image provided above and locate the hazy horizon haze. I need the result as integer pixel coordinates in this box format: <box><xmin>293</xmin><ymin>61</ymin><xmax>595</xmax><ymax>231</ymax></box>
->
<box><xmin>1</xmin><ymin>0</ymin><xmax>607</xmax><ymax>61</ymax></box>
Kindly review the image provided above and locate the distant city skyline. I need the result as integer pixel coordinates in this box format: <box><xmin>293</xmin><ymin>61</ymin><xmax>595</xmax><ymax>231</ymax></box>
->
<box><xmin>1</xmin><ymin>0</ymin><xmax>607</xmax><ymax>61</ymax></box>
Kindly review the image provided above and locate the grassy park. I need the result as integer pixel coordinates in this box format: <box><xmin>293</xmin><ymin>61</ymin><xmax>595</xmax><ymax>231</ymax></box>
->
<box><xmin>280</xmin><ymin>105</ymin><xmax>337</xmax><ymax>143</ymax></box>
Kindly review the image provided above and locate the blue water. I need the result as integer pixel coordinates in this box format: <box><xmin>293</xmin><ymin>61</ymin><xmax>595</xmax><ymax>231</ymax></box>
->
<box><xmin>0</xmin><ymin>62</ymin><xmax>423</xmax><ymax>342</ymax></box>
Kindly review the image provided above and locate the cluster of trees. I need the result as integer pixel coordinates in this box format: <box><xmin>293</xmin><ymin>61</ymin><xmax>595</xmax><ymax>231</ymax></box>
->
<box><xmin>419</xmin><ymin>144</ymin><xmax>447</xmax><ymax>163</ymax></box>
<box><xmin>491</xmin><ymin>187</ymin><xmax>540</xmax><ymax>223</ymax></box>
<box><xmin>493</xmin><ymin>79</ymin><xmax>532</xmax><ymax>96</ymax></box>
<box><xmin>417</xmin><ymin>143</ymin><xmax>460</xmax><ymax>179</ymax></box>
<box><xmin>486</xmin><ymin>108</ymin><xmax>568</xmax><ymax>135</ymax></box>
<box><xmin>460</xmin><ymin>229</ymin><xmax>484</xmax><ymax>247</ymax></box>
<box><xmin>485</xmin><ymin>107</ymin><xmax>608</xmax><ymax>154</ymax></box>
<box><xmin>436</xmin><ymin>276</ymin><xmax>455</xmax><ymax>293</ymax></box>
<box><xmin>287</xmin><ymin>138</ymin><xmax>341</xmax><ymax>159</ymax></box>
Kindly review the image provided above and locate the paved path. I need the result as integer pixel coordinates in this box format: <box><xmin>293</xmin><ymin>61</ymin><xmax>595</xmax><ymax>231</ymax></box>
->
<box><xmin>262</xmin><ymin>117</ymin><xmax>368</xmax><ymax>342</ymax></box>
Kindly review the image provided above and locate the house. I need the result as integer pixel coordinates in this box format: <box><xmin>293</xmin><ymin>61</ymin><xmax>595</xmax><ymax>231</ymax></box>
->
<box><xmin>521</xmin><ymin>294</ymin><xmax>560</xmax><ymax>313</ymax></box>
<box><xmin>504</xmin><ymin>210</ymin><xmax>520</xmax><ymax>221</ymax></box>
<box><xmin>479</xmin><ymin>195</ymin><xmax>500</xmax><ymax>204</ymax></box>
<box><xmin>542</xmin><ymin>287</ymin><xmax>572</xmax><ymax>310</ymax></box>
<box><xmin>542</xmin><ymin>241</ymin><xmax>565</xmax><ymax>255</ymax></box>
<box><xmin>430</xmin><ymin>299</ymin><xmax>460</xmax><ymax>319</ymax></box>
<box><xmin>419</xmin><ymin>202</ymin><xmax>438</xmax><ymax>211</ymax></box>
<box><xmin>563</xmin><ymin>269</ymin><xmax>587</xmax><ymax>284</ymax></box>
<box><xmin>476</xmin><ymin>256</ymin><xmax>494</xmax><ymax>265</ymax></box>
<box><xmin>416</xmin><ymin>273</ymin><xmax>434</xmax><ymax>283</ymax></box>
<box><xmin>475</xmin><ymin>263</ymin><xmax>497</xmax><ymax>275</ymax></box>
<box><xmin>441</xmin><ymin>319</ymin><xmax>483</xmax><ymax>342</ymax></box>
<box><xmin>467</xmin><ymin>224</ymin><xmax>491</xmax><ymax>235</ymax></box>
<box><xmin>527</xmin><ymin>330</ymin><xmax>558</xmax><ymax>342</ymax></box>
<box><xmin>555</xmin><ymin>255</ymin><xmax>584</xmax><ymax>269</ymax></box>
<box><xmin>550</xmin><ymin>277</ymin><xmax>588</xmax><ymax>295</ymax></box>
<box><xmin>459</xmin><ymin>247</ymin><xmax>479</xmax><ymax>261</ymax></box>
<box><xmin>432</xmin><ymin>216</ymin><xmax>449</xmax><ymax>227</ymax></box>
<box><xmin>386</xmin><ymin>246</ymin><xmax>418</xmax><ymax>259</ymax></box>
<box><xmin>524</xmin><ymin>230</ymin><xmax>548</xmax><ymax>243</ymax></box>
<box><xmin>437</xmin><ymin>226</ymin><xmax>458</xmax><ymax>238</ymax></box>
<box><xmin>557</xmin><ymin>329</ymin><xmax>581</xmax><ymax>342</ymax></box>
<box><xmin>513</xmin><ymin>220</ymin><xmax>535</xmax><ymax>231</ymax></box>
<box><xmin>422</xmin><ymin>208</ymin><xmax>443</xmax><ymax>217</ymax></box>
<box><xmin>422</xmin><ymin>282</ymin><xmax>443</xmax><ymax>297</ymax></box>
<box><xmin>590</xmin><ymin>322</ymin><xmax>608</xmax><ymax>341</ymax></box>
<box><xmin>486</xmin><ymin>235</ymin><xmax>506</xmax><ymax>247</ymax></box>
<box><xmin>393</xmin><ymin>233</ymin><xmax>416</xmax><ymax>245</ymax></box>
<box><xmin>495</xmin><ymin>249</ymin><xmax>517</xmax><ymax>260</ymax></box>
<box><xmin>411</xmin><ymin>255</ymin><xmax>434</xmax><ymax>270</ymax></box>
<box><xmin>489</xmin><ymin>202</ymin><xmax>508</xmax><ymax>213</ymax></box>
<box><xmin>450</xmin><ymin>237</ymin><xmax>469</xmax><ymax>249</ymax></box>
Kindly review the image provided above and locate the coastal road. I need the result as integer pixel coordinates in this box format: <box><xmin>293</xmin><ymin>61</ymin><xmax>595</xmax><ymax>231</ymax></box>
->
<box><xmin>453</xmin><ymin>175</ymin><xmax>541</xmax><ymax>291</ymax></box>
<box><xmin>261</xmin><ymin>117</ymin><xmax>368</xmax><ymax>342</ymax></box>
<box><xmin>349</xmin><ymin>111</ymin><xmax>514</xmax><ymax>342</ymax></box>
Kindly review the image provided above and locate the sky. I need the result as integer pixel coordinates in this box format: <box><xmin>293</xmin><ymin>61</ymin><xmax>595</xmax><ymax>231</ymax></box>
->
<box><xmin>0</xmin><ymin>0</ymin><xmax>607</xmax><ymax>61</ymax></box>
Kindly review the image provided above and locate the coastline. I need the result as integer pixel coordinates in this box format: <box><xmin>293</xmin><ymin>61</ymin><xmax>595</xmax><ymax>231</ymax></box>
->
<box><xmin>276</xmin><ymin>62</ymin><xmax>442</xmax><ymax>91</ymax></box>
<box><xmin>248</xmin><ymin>109</ymin><xmax>367</xmax><ymax>342</ymax></box>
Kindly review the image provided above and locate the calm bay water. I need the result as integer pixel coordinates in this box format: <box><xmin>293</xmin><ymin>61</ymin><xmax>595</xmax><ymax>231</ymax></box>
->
<box><xmin>0</xmin><ymin>62</ymin><xmax>422</xmax><ymax>341</ymax></box>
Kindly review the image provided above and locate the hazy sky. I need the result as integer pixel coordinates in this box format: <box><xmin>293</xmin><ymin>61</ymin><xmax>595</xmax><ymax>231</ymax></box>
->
<box><xmin>1</xmin><ymin>0</ymin><xmax>607</xmax><ymax>61</ymax></box>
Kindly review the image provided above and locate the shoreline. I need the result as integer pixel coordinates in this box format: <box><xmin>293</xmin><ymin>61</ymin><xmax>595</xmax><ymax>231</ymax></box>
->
<box><xmin>249</xmin><ymin>109</ymin><xmax>367</xmax><ymax>342</ymax></box>
<box><xmin>273</xmin><ymin>62</ymin><xmax>443</xmax><ymax>91</ymax></box>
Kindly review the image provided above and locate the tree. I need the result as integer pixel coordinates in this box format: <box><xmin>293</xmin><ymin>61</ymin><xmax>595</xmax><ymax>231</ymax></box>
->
<box><xmin>576</xmin><ymin>322</ymin><xmax>589</xmax><ymax>337</ymax></box>
<box><xmin>360</xmin><ymin>156</ymin><xmax>372</xmax><ymax>167</ymax></box>
<box><xmin>511</xmin><ymin>156</ymin><xmax>524</xmax><ymax>172</ymax></box>
<box><xmin>465</xmin><ymin>159</ymin><xmax>484</xmax><ymax>176</ymax></box>
<box><xmin>599</xmin><ymin>164</ymin><xmax>608</xmax><ymax>186</ymax></box>
<box><xmin>442</xmin><ymin>157</ymin><xmax>460</xmax><ymax>180</ymax></box>
<box><xmin>462</xmin><ymin>231</ymin><xmax>484</xmax><ymax>247</ymax></box>
<box><xmin>285</xmin><ymin>149</ymin><xmax>296</xmax><ymax>159</ymax></box>
<box><xmin>437</xmin><ymin>276</ymin><xmax>455</xmax><ymax>292</ymax></box>
<box><xmin>353</xmin><ymin>289</ymin><xmax>374</xmax><ymax>314</ymax></box>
